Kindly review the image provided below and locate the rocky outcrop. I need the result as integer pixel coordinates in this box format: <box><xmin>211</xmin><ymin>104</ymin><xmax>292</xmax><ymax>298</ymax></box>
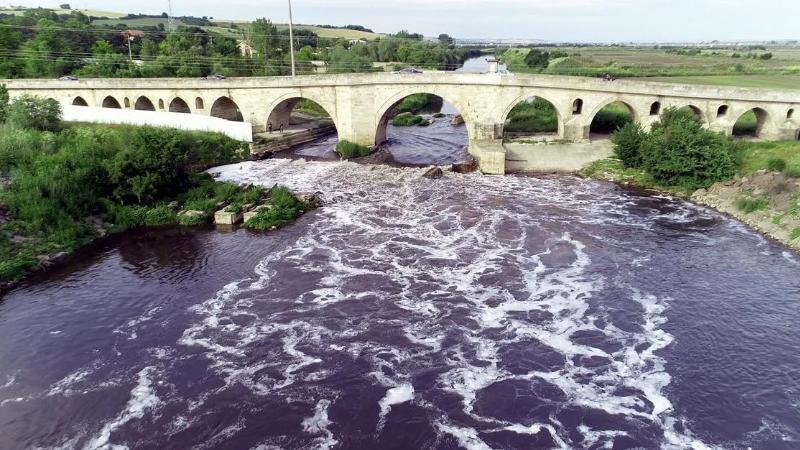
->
<box><xmin>693</xmin><ymin>170</ymin><xmax>800</xmax><ymax>251</ymax></box>
<box><xmin>422</xmin><ymin>167</ymin><xmax>444</xmax><ymax>179</ymax></box>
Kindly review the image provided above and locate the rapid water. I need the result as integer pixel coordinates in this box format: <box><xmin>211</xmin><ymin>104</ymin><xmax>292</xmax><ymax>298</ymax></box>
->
<box><xmin>1</xmin><ymin>156</ymin><xmax>799</xmax><ymax>449</ymax></box>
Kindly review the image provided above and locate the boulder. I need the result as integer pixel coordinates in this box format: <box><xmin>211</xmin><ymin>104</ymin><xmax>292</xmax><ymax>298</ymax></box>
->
<box><xmin>451</xmin><ymin>115</ymin><xmax>464</xmax><ymax>126</ymax></box>
<box><xmin>422</xmin><ymin>167</ymin><xmax>444</xmax><ymax>179</ymax></box>
<box><xmin>167</xmin><ymin>201</ymin><xmax>180</xmax><ymax>210</ymax></box>
<box><xmin>395</xmin><ymin>111</ymin><xmax>413</xmax><ymax>118</ymax></box>
<box><xmin>452</xmin><ymin>158</ymin><xmax>479</xmax><ymax>174</ymax></box>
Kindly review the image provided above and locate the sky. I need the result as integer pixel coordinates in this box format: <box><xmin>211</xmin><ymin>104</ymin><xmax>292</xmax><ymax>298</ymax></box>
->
<box><xmin>4</xmin><ymin>0</ymin><xmax>800</xmax><ymax>42</ymax></box>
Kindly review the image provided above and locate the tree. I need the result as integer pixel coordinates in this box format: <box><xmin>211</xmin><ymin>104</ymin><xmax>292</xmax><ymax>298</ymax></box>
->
<box><xmin>0</xmin><ymin>84</ymin><xmax>9</xmax><ymax>123</ymax></box>
<box><xmin>7</xmin><ymin>95</ymin><xmax>63</xmax><ymax>132</ymax></box>
<box><xmin>438</xmin><ymin>33</ymin><xmax>454</xmax><ymax>45</ymax></box>
<box><xmin>59</xmin><ymin>4</ymin><xmax>71</xmax><ymax>9</ymax></box>
<box><xmin>524</xmin><ymin>49</ymin><xmax>551</xmax><ymax>70</ymax></box>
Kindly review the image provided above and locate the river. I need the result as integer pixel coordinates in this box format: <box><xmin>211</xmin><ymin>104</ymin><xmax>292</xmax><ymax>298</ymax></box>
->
<box><xmin>1</xmin><ymin>123</ymin><xmax>800</xmax><ymax>450</ymax></box>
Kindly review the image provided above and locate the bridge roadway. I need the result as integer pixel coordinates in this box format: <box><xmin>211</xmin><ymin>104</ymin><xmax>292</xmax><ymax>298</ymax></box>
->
<box><xmin>4</xmin><ymin>72</ymin><xmax>800</xmax><ymax>174</ymax></box>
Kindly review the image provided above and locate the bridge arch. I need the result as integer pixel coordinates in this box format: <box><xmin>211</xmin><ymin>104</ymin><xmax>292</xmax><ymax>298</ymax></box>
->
<box><xmin>374</xmin><ymin>89</ymin><xmax>474</xmax><ymax>146</ymax></box>
<box><xmin>168</xmin><ymin>97</ymin><xmax>191</xmax><ymax>114</ymax></box>
<box><xmin>102</xmin><ymin>96</ymin><xmax>122</xmax><ymax>109</ymax></box>
<box><xmin>72</xmin><ymin>96</ymin><xmax>88</xmax><ymax>106</ymax></box>
<box><xmin>677</xmin><ymin>104</ymin><xmax>705</xmax><ymax>123</ymax></box>
<box><xmin>587</xmin><ymin>98</ymin><xmax>637</xmax><ymax>138</ymax></box>
<box><xmin>500</xmin><ymin>94</ymin><xmax>563</xmax><ymax>140</ymax></box>
<box><xmin>210</xmin><ymin>96</ymin><xmax>243</xmax><ymax>122</ymax></box>
<box><xmin>134</xmin><ymin>96</ymin><xmax>156</xmax><ymax>111</ymax></box>
<box><xmin>733</xmin><ymin>107</ymin><xmax>770</xmax><ymax>138</ymax></box>
<box><xmin>265</xmin><ymin>94</ymin><xmax>338</xmax><ymax>133</ymax></box>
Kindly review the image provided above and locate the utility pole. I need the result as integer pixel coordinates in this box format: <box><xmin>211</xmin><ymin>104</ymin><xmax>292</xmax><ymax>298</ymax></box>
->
<box><xmin>167</xmin><ymin>0</ymin><xmax>175</xmax><ymax>33</ymax></box>
<box><xmin>288</xmin><ymin>0</ymin><xmax>296</xmax><ymax>77</ymax></box>
<box><xmin>127</xmin><ymin>35</ymin><xmax>133</xmax><ymax>61</ymax></box>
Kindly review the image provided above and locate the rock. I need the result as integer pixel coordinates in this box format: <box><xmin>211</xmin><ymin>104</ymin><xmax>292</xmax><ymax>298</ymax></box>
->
<box><xmin>422</xmin><ymin>167</ymin><xmax>444</xmax><ymax>179</ymax></box>
<box><xmin>167</xmin><ymin>201</ymin><xmax>180</xmax><ymax>210</ymax></box>
<box><xmin>452</xmin><ymin>158</ymin><xmax>479</xmax><ymax>174</ymax></box>
<box><xmin>179</xmin><ymin>210</ymin><xmax>206</xmax><ymax>218</ymax></box>
<box><xmin>296</xmin><ymin>193</ymin><xmax>323</xmax><ymax>209</ymax></box>
<box><xmin>451</xmin><ymin>115</ymin><xmax>464</xmax><ymax>126</ymax></box>
<box><xmin>396</xmin><ymin>111</ymin><xmax>413</xmax><ymax>118</ymax></box>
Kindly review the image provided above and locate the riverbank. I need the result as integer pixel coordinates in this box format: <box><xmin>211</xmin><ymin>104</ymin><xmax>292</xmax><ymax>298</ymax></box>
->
<box><xmin>0</xmin><ymin>115</ymin><xmax>315</xmax><ymax>294</ymax></box>
<box><xmin>580</xmin><ymin>145</ymin><xmax>800</xmax><ymax>251</ymax></box>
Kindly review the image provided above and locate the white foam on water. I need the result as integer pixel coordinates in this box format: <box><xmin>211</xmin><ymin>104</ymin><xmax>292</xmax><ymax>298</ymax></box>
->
<box><xmin>83</xmin><ymin>366</ymin><xmax>161</xmax><ymax>450</ymax></box>
<box><xmin>377</xmin><ymin>383</ymin><xmax>414</xmax><ymax>430</ymax></box>
<box><xmin>302</xmin><ymin>399</ymin><xmax>338</xmax><ymax>450</ymax></box>
<box><xmin>783</xmin><ymin>251</ymin><xmax>799</xmax><ymax>265</ymax></box>
<box><xmin>177</xmin><ymin>160</ymin><xmax>742</xmax><ymax>448</ymax></box>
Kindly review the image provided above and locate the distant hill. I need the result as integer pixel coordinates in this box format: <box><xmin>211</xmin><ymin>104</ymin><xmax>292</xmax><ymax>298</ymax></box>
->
<box><xmin>0</xmin><ymin>7</ymin><xmax>125</xmax><ymax>18</ymax></box>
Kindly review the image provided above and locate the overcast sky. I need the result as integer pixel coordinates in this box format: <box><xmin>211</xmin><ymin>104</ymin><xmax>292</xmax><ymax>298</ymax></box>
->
<box><xmin>6</xmin><ymin>0</ymin><xmax>800</xmax><ymax>42</ymax></box>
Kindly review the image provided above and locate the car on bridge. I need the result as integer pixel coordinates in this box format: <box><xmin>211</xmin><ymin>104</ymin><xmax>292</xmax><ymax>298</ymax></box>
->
<box><xmin>392</xmin><ymin>68</ymin><xmax>423</xmax><ymax>75</ymax></box>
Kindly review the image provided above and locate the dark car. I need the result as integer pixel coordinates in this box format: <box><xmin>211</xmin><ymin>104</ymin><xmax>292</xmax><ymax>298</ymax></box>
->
<box><xmin>203</xmin><ymin>74</ymin><xmax>226</xmax><ymax>80</ymax></box>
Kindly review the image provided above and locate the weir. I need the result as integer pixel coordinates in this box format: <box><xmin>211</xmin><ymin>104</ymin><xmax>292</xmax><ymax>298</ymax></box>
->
<box><xmin>4</xmin><ymin>72</ymin><xmax>800</xmax><ymax>174</ymax></box>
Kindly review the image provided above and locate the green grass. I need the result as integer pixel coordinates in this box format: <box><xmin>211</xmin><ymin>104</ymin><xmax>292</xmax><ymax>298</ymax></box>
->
<box><xmin>645</xmin><ymin>75</ymin><xmax>800</xmax><ymax>90</ymax></box>
<box><xmin>732</xmin><ymin>110</ymin><xmax>759</xmax><ymax>136</ymax></box>
<box><xmin>735</xmin><ymin>195</ymin><xmax>769</xmax><ymax>213</ymax></box>
<box><xmin>579</xmin><ymin>158</ymin><xmax>694</xmax><ymax>196</ymax></box>
<box><xmin>1</xmin><ymin>7</ymin><xmax>125</xmax><ymax>18</ymax></box>
<box><xmin>590</xmin><ymin>102</ymin><xmax>634</xmax><ymax>134</ymax></box>
<box><xmin>736</xmin><ymin>141</ymin><xmax>800</xmax><ymax>175</ymax></box>
<box><xmin>335</xmin><ymin>140</ymin><xmax>371</xmax><ymax>159</ymax></box>
<box><xmin>791</xmin><ymin>227</ymin><xmax>800</xmax><ymax>240</ymax></box>
<box><xmin>392</xmin><ymin>115</ymin><xmax>424</xmax><ymax>126</ymax></box>
<box><xmin>504</xmin><ymin>98</ymin><xmax>558</xmax><ymax>134</ymax></box>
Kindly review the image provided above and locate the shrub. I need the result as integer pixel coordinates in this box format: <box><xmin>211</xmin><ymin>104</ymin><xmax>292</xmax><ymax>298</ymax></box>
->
<box><xmin>335</xmin><ymin>140</ymin><xmax>371</xmax><ymax>159</ymax></box>
<box><xmin>7</xmin><ymin>95</ymin><xmax>62</xmax><ymax>132</ymax></box>
<box><xmin>791</xmin><ymin>227</ymin><xmax>800</xmax><ymax>240</ymax></box>
<box><xmin>143</xmin><ymin>205</ymin><xmax>178</xmax><ymax>226</ymax></box>
<box><xmin>244</xmin><ymin>186</ymin><xmax>304</xmax><ymax>230</ymax></box>
<box><xmin>392</xmin><ymin>115</ymin><xmax>424</xmax><ymax>126</ymax></box>
<box><xmin>735</xmin><ymin>195</ymin><xmax>769</xmax><ymax>213</ymax></box>
<box><xmin>767</xmin><ymin>158</ymin><xmax>787</xmax><ymax>172</ymax></box>
<box><xmin>178</xmin><ymin>211</ymin><xmax>210</xmax><ymax>226</ymax></box>
<box><xmin>640</xmin><ymin>108</ymin><xmax>737</xmax><ymax>190</ymax></box>
<box><xmin>611</xmin><ymin>122</ymin><xmax>646</xmax><ymax>167</ymax></box>
<box><xmin>0</xmin><ymin>84</ymin><xmax>8</xmax><ymax>124</ymax></box>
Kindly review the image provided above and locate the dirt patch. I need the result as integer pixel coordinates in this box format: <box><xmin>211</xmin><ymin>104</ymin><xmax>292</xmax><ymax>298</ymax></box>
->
<box><xmin>693</xmin><ymin>170</ymin><xmax>800</xmax><ymax>251</ymax></box>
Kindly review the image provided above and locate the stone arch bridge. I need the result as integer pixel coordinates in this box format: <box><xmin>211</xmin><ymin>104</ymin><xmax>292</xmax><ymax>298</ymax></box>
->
<box><xmin>4</xmin><ymin>73</ymin><xmax>800</xmax><ymax>174</ymax></box>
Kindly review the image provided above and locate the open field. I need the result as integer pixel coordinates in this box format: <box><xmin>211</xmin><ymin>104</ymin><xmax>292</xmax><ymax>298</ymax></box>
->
<box><xmin>92</xmin><ymin>17</ymin><xmax>382</xmax><ymax>40</ymax></box>
<box><xmin>645</xmin><ymin>75</ymin><xmax>800</xmax><ymax>90</ymax></box>
<box><xmin>500</xmin><ymin>46</ymin><xmax>800</xmax><ymax>79</ymax></box>
<box><xmin>0</xmin><ymin>7</ymin><xmax>124</xmax><ymax>18</ymax></box>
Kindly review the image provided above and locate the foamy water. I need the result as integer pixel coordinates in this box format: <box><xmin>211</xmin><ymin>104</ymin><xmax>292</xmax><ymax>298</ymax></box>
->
<box><xmin>1</xmin><ymin>158</ymin><xmax>799</xmax><ymax>449</ymax></box>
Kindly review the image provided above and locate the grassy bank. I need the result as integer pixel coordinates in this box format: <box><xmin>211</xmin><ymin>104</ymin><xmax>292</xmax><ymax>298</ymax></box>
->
<box><xmin>0</xmin><ymin>99</ymin><xmax>312</xmax><ymax>287</ymax></box>
<box><xmin>580</xmin><ymin>113</ymin><xmax>800</xmax><ymax>248</ymax></box>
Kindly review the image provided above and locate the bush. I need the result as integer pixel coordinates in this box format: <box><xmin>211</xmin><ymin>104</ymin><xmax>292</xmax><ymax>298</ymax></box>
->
<box><xmin>143</xmin><ymin>205</ymin><xmax>178</xmax><ymax>226</ymax></box>
<box><xmin>640</xmin><ymin>110</ymin><xmax>736</xmax><ymax>190</ymax></box>
<box><xmin>335</xmin><ymin>140</ymin><xmax>371</xmax><ymax>159</ymax></box>
<box><xmin>392</xmin><ymin>115</ymin><xmax>424</xmax><ymax>126</ymax></box>
<box><xmin>611</xmin><ymin>122</ymin><xmax>646</xmax><ymax>167</ymax></box>
<box><xmin>244</xmin><ymin>186</ymin><xmax>304</xmax><ymax>230</ymax></box>
<box><xmin>791</xmin><ymin>227</ymin><xmax>800</xmax><ymax>240</ymax></box>
<box><xmin>767</xmin><ymin>158</ymin><xmax>787</xmax><ymax>172</ymax></box>
<box><xmin>0</xmin><ymin>84</ymin><xmax>8</xmax><ymax>124</ymax></box>
<box><xmin>7</xmin><ymin>95</ymin><xmax>62</xmax><ymax>132</ymax></box>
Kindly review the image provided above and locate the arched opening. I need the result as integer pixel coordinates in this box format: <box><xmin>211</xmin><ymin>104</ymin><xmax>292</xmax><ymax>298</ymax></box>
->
<box><xmin>733</xmin><ymin>108</ymin><xmax>769</xmax><ymax>138</ymax></box>
<box><xmin>210</xmin><ymin>96</ymin><xmax>244</xmax><ymax>121</ymax></box>
<box><xmin>788</xmin><ymin>109</ymin><xmax>795</xmax><ymax>120</ymax></box>
<box><xmin>195</xmin><ymin>97</ymin><xmax>205</xmax><ymax>110</ymax></box>
<box><xmin>261</xmin><ymin>97</ymin><xmax>339</xmax><ymax>160</ymax></box>
<box><xmin>72</xmin><ymin>96</ymin><xmax>88</xmax><ymax>106</ymax></box>
<box><xmin>169</xmin><ymin>98</ymin><xmax>191</xmax><ymax>114</ymax></box>
<box><xmin>376</xmin><ymin>93</ymin><xmax>469</xmax><ymax>166</ymax></box>
<box><xmin>503</xmin><ymin>96</ymin><xmax>560</xmax><ymax>141</ymax></box>
<box><xmin>649</xmin><ymin>101</ymin><xmax>661</xmax><ymax>116</ymax></box>
<box><xmin>590</xmin><ymin>101</ymin><xmax>634</xmax><ymax>138</ymax></box>
<box><xmin>678</xmin><ymin>105</ymin><xmax>703</xmax><ymax>122</ymax></box>
<box><xmin>102</xmin><ymin>96</ymin><xmax>122</xmax><ymax>109</ymax></box>
<box><xmin>158</xmin><ymin>99</ymin><xmax>165</xmax><ymax>110</ymax></box>
<box><xmin>717</xmin><ymin>105</ymin><xmax>729</xmax><ymax>118</ymax></box>
<box><xmin>572</xmin><ymin>98</ymin><xmax>583</xmax><ymax>115</ymax></box>
<box><xmin>134</xmin><ymin>96</ymin><xmax>156</xmax><ymax>111</ymax></box>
